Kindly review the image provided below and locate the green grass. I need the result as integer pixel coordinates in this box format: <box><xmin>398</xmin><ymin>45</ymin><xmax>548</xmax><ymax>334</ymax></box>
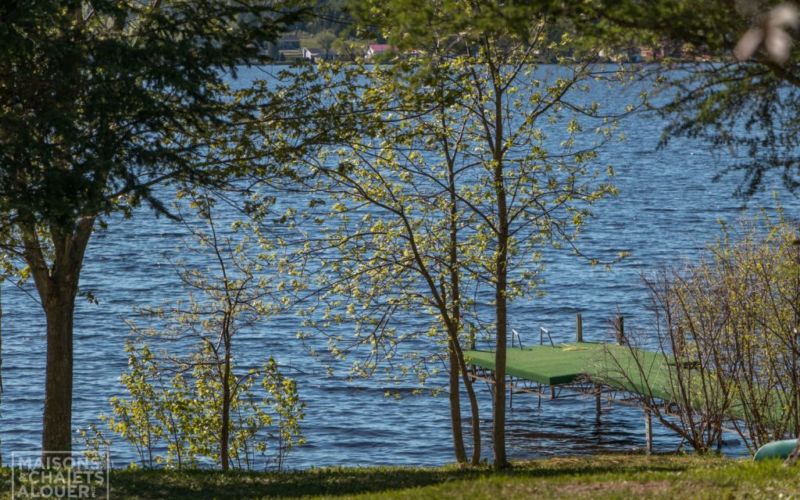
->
<box><xmin>2</xmin><ymin>454</ymin><xmax>798</xmax><ymax>499</ymax></box>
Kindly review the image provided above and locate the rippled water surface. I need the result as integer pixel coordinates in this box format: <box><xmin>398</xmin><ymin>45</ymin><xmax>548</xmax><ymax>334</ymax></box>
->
<box><xmin>2</xmin><ymin>66</ymin><xmax>798</xmax><ymax>468</ymax></box>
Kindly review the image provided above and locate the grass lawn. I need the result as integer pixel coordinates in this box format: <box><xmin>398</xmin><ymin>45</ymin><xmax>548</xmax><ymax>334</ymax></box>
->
<box><xmin>1</xmin><ymin>453</ymin><xmax>798</xmax><ymax>499</ymax></box>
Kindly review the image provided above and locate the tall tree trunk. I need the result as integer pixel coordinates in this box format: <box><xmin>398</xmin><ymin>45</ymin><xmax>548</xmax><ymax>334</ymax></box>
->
<box><xmin>42</xmin><ymin>288</ymin><xmax>75</xmax><ymax>462</ymax></box>
<box><xmin>448</xmin><ymin>339</ymin><xmax>468</xmax><ymax>464</ymax></box>
<box><xmin>21</xmin><ymin>216</ymin><xmax>94</xmax><ymax>463</ymax></box>
<box><xmin>441</xmin><ymin>125</ymin><xmax>474</xmax><ymax>466</ymax></box>
<box><xmin>448</xmin><ymin>214</ymin><xmax>482</xmax><ymax>466</ymax></box>
<box><xmin>493</xmin><ymin>234</ymin><xmax>509</xmax><ymax>470</ymax></box>
<box><xmin>492</xmin><ymin>83</ymin><xmax>510</xmax><ymax>470</ymax></box>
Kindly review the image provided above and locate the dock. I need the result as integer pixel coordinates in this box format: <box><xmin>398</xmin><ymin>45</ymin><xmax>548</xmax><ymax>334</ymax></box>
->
<box><xmin>465</xmin><ymin>342</ymin><xmax>674</xmax><ymax>398</ymax></box>
<box><xmin>464</xmin><ymin>334</ymin><xmax>740</xmax><ymax>454</ymax></box>
<box><xmin>462</xmin><ymin>308</ymin><xmax>798</xmax><ymax>455</ymax></box>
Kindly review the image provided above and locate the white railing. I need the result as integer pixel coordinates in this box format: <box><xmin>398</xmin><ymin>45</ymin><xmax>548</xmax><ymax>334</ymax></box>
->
<box><xmin>511</xmin><ymin>328</ymin><xmax>523</xmax><ymax>348</ymax></box>
<box><xmin>539</xmin><ymin>326</ymin><xmax>555</xmax><ymax>347</ymax></box>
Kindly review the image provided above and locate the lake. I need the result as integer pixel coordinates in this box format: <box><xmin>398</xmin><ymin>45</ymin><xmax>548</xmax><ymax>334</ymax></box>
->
<box><xmin>1</xmin><ymin>66</ymin><xmax>798</xmax><ymax>468</ymax></box>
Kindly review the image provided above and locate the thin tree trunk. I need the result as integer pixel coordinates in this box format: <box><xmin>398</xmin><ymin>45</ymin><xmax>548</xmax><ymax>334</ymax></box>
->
<box><xmin>453</xmin><ymin>336</ymin><xmax>481</xmax><ymax>465</ymax></box>
<box><xmin>446</xmin><ymin>245</ymin><xmax>481</xmax><ymax>466</ymax></box>
<box><xmin>221</xmin><ymin>335</ymin><xmax>232</xmax><ymax>471</ymax></box>
<box><xmin>788</xmin><ymin>252</ymin><xmax>800</xmax><ymax>466</ymax></box>
<box><xmin>210</xmin><ymin>210</ymin><xmax>234</xmax><ymax>473</ymax></box>
<box><xmin>493</xmin><ymin>239</ymin><xmax>509</xmax><ymax>469</ymax></box>
<box><xmin>492</xmin><ymin>84</ymin><xmax>510</xmax><ymax>470</ymax></box>
<box><xmin>440</xmin><ymin>278</ymin><xmax>467</xmax><ymax>465</ymax></box>
<box><xmin>448</xmin><ymin>339</ymin><xmax>468</xmax><ymax>464</ymax></box>
<box><xmin>441</xmin><ymin>122</ymin><xmax>476</xmax><ymax>466</ymax></box>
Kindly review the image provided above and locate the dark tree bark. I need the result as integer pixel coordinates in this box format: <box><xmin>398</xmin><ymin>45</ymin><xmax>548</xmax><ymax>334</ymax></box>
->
<box><xmin>452</xmin><ymin>331</ymin><xmax>481</xmax><ymax>465</ymax></box>
<box><xmin>448</xmin><ymin>340</ymin><xmax>468</xmax><ymax>464</ymax></box>
<box><xmin>445</xmin><ymin>144</ymin><xmax>481</xmax><ymax>466</ymax></box>
<box><xmin>218</xmin><ymin>259</ymin><xmax>235</xmax><ymax>472</ymax></box>
<box><xmin>21</xmin><ymin>216</ymin><xmax>94</xmax><ymax>462</ymax></box>
<box><xmin>220</xmin><ymin>340</ymin><xmax>232</xmax><ymax>472</ymax></box>
<box><xmin>42</xmin><ymin>290</ymin><xmax>75</xmax><ymax>461</ymax></box>
<box><xmin>491</xmin><ymin>78</ymin><xmax>510</xmax><ymax>471</ymax></box>
<box><xmin>492</xmin><ymin>220</ymin><xmax>509</xmax><ymax>469</ymax></box>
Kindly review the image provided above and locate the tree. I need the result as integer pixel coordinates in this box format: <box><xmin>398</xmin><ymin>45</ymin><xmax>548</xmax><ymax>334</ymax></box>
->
<box><xmin>269</xmin><ymin>0</ymin><xmax>624</xmax><ymax>468</ymax></box>
<box><xmin>166</xmin><ymin>192</ymin><xmax>289</xmax><ymax>471</ymax></box>
<box><xmin>101</xmin><ymin>191</ymin><xmax>304</xmax><ymax>471</ymax></box>
<box><xmin>312</xmin><ymin>29</ymin><xmax>337</xmax><ymax>59</ymax></box>
<box><xmin>545</xmin><ymin>0</ymin><xmax>800</xmax><ymax>197</ymax></box>
<box><xmin>363</xmin><ymin>0</ymin><xmax>624</xmax><ymax>468</ymax></box>
<box><xmin>274</xmin><ymin>58</ymin><xmax>487</xmax><ymax>465</ymax></box>
<box><xmin>0</xmin><ymin>0</ymin><xmax>302</xmax><ymax>459</ymax></box>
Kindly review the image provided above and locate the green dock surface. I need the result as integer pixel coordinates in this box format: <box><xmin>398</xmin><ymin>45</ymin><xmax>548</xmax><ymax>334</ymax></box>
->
<box><xmin>465</xmin><ymin>343</ymin><xmax>782</xmax><ymax>422</ymax></box>
<box><xmin>465</xmin><ymin>343</ymin><xmax>793</xmax><ymax>442</ymax></box>
<box><xmin>464</xmin><ymin>343</ymin><xmax>695</xmax><ymax>403</ymax></box>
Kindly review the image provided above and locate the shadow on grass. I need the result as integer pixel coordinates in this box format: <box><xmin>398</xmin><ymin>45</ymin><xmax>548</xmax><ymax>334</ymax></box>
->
<box><xmin>104</xmin><ymin>456</ymin><xmax>695</xmax><ymax>499</ymax></box>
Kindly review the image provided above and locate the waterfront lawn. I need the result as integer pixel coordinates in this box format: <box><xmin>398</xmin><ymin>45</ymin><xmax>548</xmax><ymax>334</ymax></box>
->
<box><xmin>1</xmin><ymin>453</ymin><xmax>798</xmax><ymax>499</ymax></box>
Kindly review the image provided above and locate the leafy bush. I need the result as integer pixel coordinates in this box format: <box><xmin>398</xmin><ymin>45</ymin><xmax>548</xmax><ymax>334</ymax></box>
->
<box><xmin>90</xmin><ymin>340</ymin><xmax>304</xmax><ymax>471</ymax></box>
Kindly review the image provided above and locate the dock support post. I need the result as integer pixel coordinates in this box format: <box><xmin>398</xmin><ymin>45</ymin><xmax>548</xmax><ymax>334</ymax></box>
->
<box><xmin>645</xmin><ymin>408</ymin><xmax>653</xmax><ymax>455</ymax></box>
<box><xmin>595</xmin><ymin>385</ymin><xmax>602</xmax><ymax>420</ymax></box>
<box><xmin>615</xmin><ymin>315</ymin><xmax>625</xmax><ymax>345</ymax></box>
<box><xmin>576</xmin><ymin>313</ymin><xmax>583</xmax><ymax>343</ymax></box>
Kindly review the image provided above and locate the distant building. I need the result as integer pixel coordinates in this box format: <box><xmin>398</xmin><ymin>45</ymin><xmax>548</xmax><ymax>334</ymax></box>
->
<box><xmin>302</xmin><ymin>47</ymin><xmax>325</xmax><ymax>62</ymax></box>
<box><xmin>269</xmin><ymin>34</ymin><xmax>302</xmax><ymax>62</ymax></box>
<box><xmin>263</xmin><ymin>34</ymin><xmax>301</xmax><ymax>61</ymax></box>
<box><xmin>279</xmin><ymin>49</ymin><xmax>303</xmax><ymax>62</ymax></box>
<box><xmin>366</xmin><ymin>44</ymin><xmax>394</xmax><ymax>59</ymax></box>
<box><xmin>639</xmin><ymin>39</ymin><xmax>684</xmax><ymax>61</ymax></box>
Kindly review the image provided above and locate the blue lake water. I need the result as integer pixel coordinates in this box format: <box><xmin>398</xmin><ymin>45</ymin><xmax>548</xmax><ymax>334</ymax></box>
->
<box><xmin>1</xmin><ymin>66</ymin><xmax>798</xmax><ymax>468</ymax></box>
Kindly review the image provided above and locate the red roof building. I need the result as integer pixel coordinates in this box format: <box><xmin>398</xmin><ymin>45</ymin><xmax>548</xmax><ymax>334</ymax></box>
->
<box><xmin>366</xmin><ymin>44</ymin><xmax>394</xmax><ymax>59</ymax></box>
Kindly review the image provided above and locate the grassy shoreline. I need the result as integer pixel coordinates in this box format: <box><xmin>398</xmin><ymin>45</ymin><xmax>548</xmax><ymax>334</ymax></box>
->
<box><xmin>1</xmin><ymin>453</ymin><xmax>797</xmax><ymax>499</ymax></box>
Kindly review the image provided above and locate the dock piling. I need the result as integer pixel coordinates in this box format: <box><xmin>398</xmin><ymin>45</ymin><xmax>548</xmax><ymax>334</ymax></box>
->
<box><xmin>509</xmin><ymin>376</ymin><xmax>513</xmax><ymax>409</ymax></box>
<box><xmin>645</xmin><ymin>408</ymin><xmax>653</xmax><ymax>454</ymax></box>
<box><xmin>615</xmin><ymin>315</ymin><xmax>625</xmax><ymax>345</ymax></box>
<box><xmin>595</xmin><ymin>384</ymin><xmax>602</xmax><ymax>420</ymax></box>
<box><xmin>576</xmin><ymin>313</ymin><xmax>583</xmax><ymax>343</ymax></box>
